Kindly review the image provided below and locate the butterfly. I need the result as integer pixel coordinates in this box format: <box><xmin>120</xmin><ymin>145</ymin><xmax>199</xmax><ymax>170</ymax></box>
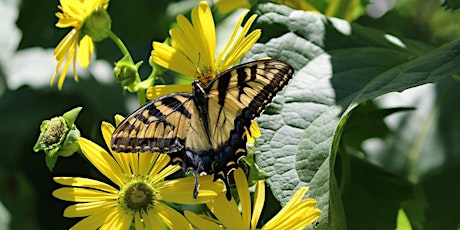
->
<box><xmin>111</xmin><ymin>59</ymin><xmax>294</xmax><ymax>199</ymax></box>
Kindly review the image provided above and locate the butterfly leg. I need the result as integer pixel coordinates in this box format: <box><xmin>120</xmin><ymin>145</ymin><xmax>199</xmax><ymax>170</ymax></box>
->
<box><xmin>192</xmin><ymin>170</ymin><xmax>200</xmax><ymax>200</ymax></box>
<box><xmin>184</xmin><ymin>149</ymin><xmax>205</xmax><ymax>199</ymax></box>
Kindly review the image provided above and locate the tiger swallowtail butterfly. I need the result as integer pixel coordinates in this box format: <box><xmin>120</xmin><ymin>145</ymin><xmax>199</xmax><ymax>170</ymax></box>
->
<box><xmin>111</xmin><ymin>59</ymin><xmax>294</xmax><ymax>199</ymax></box>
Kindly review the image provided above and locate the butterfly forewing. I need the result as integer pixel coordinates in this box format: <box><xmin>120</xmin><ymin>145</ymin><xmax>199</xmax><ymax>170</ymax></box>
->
<box><xmin>111</xmin><ymin>93</ymin><xmax>193</xmax><ymax>153</ymax></box>
<box><xmin>205</xmin><ymin>60</ymin><xmax>294</xmax><ymax>149</ymax></box>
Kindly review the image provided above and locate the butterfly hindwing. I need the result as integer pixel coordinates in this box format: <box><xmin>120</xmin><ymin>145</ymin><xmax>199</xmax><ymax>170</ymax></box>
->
<box><xmin>111</xmin><ymin>93</ymin><xmax>193</xmax><ymax>154</ymax></box>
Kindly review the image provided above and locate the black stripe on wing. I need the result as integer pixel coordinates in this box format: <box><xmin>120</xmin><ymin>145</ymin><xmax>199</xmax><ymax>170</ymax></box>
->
<box><xmin>207</xmin><ymin>59</ymin><xmax>294</xmax><ymax>122</ymax></box>
<box><xmin>111</xmin><ymin>93</ymin><xmax>193</xmax><ymax>153</ymax></box>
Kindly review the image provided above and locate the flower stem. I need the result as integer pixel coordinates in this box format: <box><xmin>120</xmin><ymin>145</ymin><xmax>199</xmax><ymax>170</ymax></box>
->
<box><xmin>137</xmin><ymin>90</ymin><xmax>146</xmax><ymax>106</ymax></box>
<box><xmin>108</xmin><ymin>30</ymin><xmax>148</xmax><ymax>106</ymax></box>
<box><xmin>108</xmin><ymin>30</ymin><xmax>130</xmax><ymax>56</ymax></box>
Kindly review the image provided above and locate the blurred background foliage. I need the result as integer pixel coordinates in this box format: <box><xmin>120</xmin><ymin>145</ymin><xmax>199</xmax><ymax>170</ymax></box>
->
<box><xmin>0</xmin><ymin>0</ymin><xmax>460</xmax><ymax>229</ymax></box>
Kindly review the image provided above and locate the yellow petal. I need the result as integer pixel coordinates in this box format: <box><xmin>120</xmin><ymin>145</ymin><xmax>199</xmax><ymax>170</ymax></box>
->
<box><xmin>155</xmin><ymin>202</ymin><xmax>193</xmax><ymax>230</ymax></box>
<box><xmin>156</xmin><ymin>176</ymin><xmax>224</xmax><ymax>204</ymax></box>
<box><xmin>77</xmin><ymin>35</ymin><xmax>93</xmax><ymax>68</ymax></box>
<box><xmin>215</xmin><ymin>0</ymin><xmax>251</xmax><ymax>15</ymax></box>
<box><xmin>216</xmin><ymin>10</ymin><xmax>250</xmax><ymax>66</ymax></box>
<box><xmin>142</xmin><ymin>209</ymin><xmax>167</xmax><ymax>230</ymax></box>
<box><xmin>207</xmin><ymin>192</ymin><xmax>245</xmax><ymax>230</ymax></box>
<box><xmin>185</xmin><ymin>211</ymin><xmax>223</xmax><ymax>230</ymax></box>
<box><xmin>261</xmin><ymin>187</ymin><xmax>321</xmax><ymax>230</ymax></box>
<box><xmin>250</xmin><ymin>120</ymin><xmax>261</xmax><ymax>138</ymax></box>
<box><xmin>99</xmin><ymin>205</ymin><xmax>133</xmax><ymax>230</ymax></box>
<box><xmin>68</xmin><ymin>210</ymin><xmax>109</xmax><ymax>230</ymax></box>
<box><xmin>61</xmin><ymin>0</ymin><xmax>85</xmax><ymax>20</ymax></box>
<box><xmin>51</xmin><ymin>53</ymin><xmax>66</xmax><ymax>87</ymax></box>
<box><xmin>146</xmin><ymin>84</ymin><xmax>193</xmax><ymax>100</ymax></box>
<box><xmin>56</xmin><ymin>17</ymin><xmax>79</xmax><ymax>28</ymax></box>
<box><xmin>83</xmin><ymin>0</ymin><xmax>99</xmax><ymax>15</ymax></box>
<box><xmin>282</xmin><ymin>187</ymin><xmax>308</xmax><ymax>212</ymax></box>
<box><xmin>57</xmin><ymin>43</ymin><xmax>76</xmax><ymax>90</ymax></box>
<box><xmin>54</xmin><ymin>28</ymin><xmax>76</xmax><ymax>62</ymax></box>
<box><xmin>250</xmin><ymin>180</ymin><xmax>265</xmax><ymax>230</ymax></box>
<box><xmin>192</xmin><ymin>1</ymin><xmax>215</xmax><ymax>67</ymax></box>
<box><xmin>63</xmin><ymin>200</ymin><xmax>117</xmax><ymax>217</ymax></box>
<box><xmin>114</xmin><ymin>114</ymin><xmax>125</xmax><ymax>127</ymax></box>
<box><xmin>101</xmin><ymin>121</ymin><xmax>115</xmax><ymax>151</ymax></box>
<box><xmin>137</xmin><ymin>152</ymin><xmax>159</xmax><ymax>176</ymax></box>
<box><xmin>150</xmin><ymin>164</ymin><xmax>180</xmax><ymax>183</ymax></box>
<box><xmin>221</xmin><ymin>29</ymin><xmax>260</xmax><ymax>70</ymax></box>
<box><xmin>53</xmin><ymin>187</ymin><xmax>118</xmax><ymax>202</ymax></box>
<box><xmin>54</xmin><ymin>177</ymin><xmax>118</xmax><ymax>193</ymax></box>
<box><xmin>151</xmin><ymin>42</ymin><xmax>197</xmax><ymax>78</ymax></box>
<box><xmin>78</xmin><ymin>137</ymin><xmax>128</xmax><ymax>186</ymax></box>
<box><xmin>101</xmin><ymin>121</ymin><xmax>132</xmax><ymax>175</ymax></box>
<box><xmin>263</xmin><ymin>201</ymin><xmax>321</xmax><ymax>230</ymax></box>
<box><xmin>134</xmin><ymin>212</ymin><xmax>143</xmax><ymax>230</ymax></box>
<box><xmin>234</xmin><ymin>168</ymin><xmax>251</xmax><ymax>228</ymax></box>
<box><xmin>170</xmin><ymin>25</ymin><xmax>200</xmax><ymax>66</ymax></box>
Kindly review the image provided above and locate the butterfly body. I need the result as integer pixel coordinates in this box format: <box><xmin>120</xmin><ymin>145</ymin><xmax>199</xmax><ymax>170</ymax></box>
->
<box><xmin>111</xmin><ymin>60</ymin><xmax>294</xmax><ymax>199</ymax></box>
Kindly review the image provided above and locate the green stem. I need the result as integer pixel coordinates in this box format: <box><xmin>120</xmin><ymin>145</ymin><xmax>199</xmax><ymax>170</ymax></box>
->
<box><xmin>108</xmin><ymin>30</ymin><xmax>148</xmax><ymax>106</ymax></box>
<box><xmin>108</xmin><ymin>30</ymin><xmax>130</xmax><ymax>56</ymax></box>
<box><xmin>137</xmin><ymin>90</ymin><xmax>146</xmax><ymax>106</ymax></box>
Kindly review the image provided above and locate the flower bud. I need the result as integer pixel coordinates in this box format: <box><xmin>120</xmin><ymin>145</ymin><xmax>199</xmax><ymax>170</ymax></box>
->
<box><xmin>114</xmin><ymin>55</ymin><xmax>142</xmax><ymax>89</ymax></box>
<box><xmin>81</xmin><ymin>7</ymin><xmax>112</xmax><ymax>42</ymax></box>
<box><xmin>33</xmin><ymin>107</ymin><xmax>82</xmax><ymax>171</ymax></box>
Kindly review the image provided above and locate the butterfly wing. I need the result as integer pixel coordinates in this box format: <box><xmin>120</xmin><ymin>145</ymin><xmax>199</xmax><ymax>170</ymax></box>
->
<box><xmin>111</xmin><ymin>93</ymin><xmax>193</xmax><ymax>154</ymax></box>
<box><xmin>203</xmin><ymin>59</ymin><xmax>294</xmax><ymax>184</ymax></box>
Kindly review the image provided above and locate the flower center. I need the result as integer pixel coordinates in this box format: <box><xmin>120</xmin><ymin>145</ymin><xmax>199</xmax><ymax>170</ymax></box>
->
<box><xmin>43</xmin><ymin>118</ymin><xmax>67</xmax><ymax>146</ymax></box>
<box><xmin>122</xmin><ymin>181</ymin><xmax>155</xmax><ymax>211</ymax></box>
<box><xmin>197</xmin><ymin>68</ymin><xmax>216</xmax><ymax>86</ymax></box>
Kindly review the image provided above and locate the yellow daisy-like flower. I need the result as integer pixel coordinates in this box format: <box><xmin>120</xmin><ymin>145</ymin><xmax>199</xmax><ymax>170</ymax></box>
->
<box><xmin>151</xmin><ymin>1</ymin><xmax>261</xmax><ymax>87</ymax></box>
<box><xmin>53</xmin><ymin>120</ymin><xmax>225</xmax><ymax>229</ymax></box>
<box><xmin>51</xmin><ymin>0</ymin><xmax>110</xmax><ymax>90</ymax></box>
<box><xmin>185</xmin><ymin>168</ymin><xmax>321</xmax><ymax>230</ymax></box>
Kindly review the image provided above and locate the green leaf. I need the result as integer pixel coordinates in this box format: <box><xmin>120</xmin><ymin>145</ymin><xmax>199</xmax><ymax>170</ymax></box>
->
<box><xmin>379</xmin><ymin>77</ymin><xmax>460</xmax><ymax>229</ymax></box>
<box><xmin>396</xmin><ymin>209</ymin><xmax>413</xmax><ymax>230</ymax></box>
<box><xmin>245</xmin><ymin>3</ymin><xmax>460</xmax><ymax>228</ymax></box>
<box><xmin>442</xmin><ymin>0</ymin><xmax>460</xmax><ymax>11</ymax></box>
<box><xmin>342</xmin><ymin>101</ymin><xmax>413</xmax><ymax>152</ymax></box>
<box><xmin>62</xmin><ymin>107</ymin><xmax>82</xmax><ymax>127</ymax></box>
<box><xmin>341</xmin><ymin>155</ymin><xmax>422</xmax><ymax>230</ymax></box>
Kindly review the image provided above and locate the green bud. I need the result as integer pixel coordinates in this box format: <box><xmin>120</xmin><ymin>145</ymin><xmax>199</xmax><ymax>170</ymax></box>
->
<box><xmin>114</xmin><ymin>55</ymin><xmax>142</xmax><ymax>90</ymax></box>
<box><xmin>81</xmin><ymin>7</ymin><xmax>112</xmax><ymax>42</ymax></box>
<box><xmin>33</xmin><ymin>107</ymin><xmax>82</xmax><ymax>171</ymax></box>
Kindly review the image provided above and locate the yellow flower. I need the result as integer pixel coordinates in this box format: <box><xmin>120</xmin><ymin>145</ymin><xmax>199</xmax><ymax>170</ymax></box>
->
<box><xmin>185</xmin><ymin>168</ymin><xmax>321</xmax><ymax>230</ymax></box>
<box><xmin>51</xmin><ymin>0</ymin><xmax>110</xmax><ymax>90</ymax></box>
<box><xmin>151</xmin><ymin>1</ymin><xmax>261</xmax><ymax>88</ymax></box>
<box><xmin>52</xmin><ymin>120</ymin><xmax>225</xmax><ymax>229</ymax></box>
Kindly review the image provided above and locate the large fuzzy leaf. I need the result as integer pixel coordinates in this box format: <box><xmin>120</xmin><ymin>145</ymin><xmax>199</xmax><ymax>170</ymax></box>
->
<box><xmin>243</xmin><ymin>3</ymin><xmax>460</xmax><ymax>229</ymax></box>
